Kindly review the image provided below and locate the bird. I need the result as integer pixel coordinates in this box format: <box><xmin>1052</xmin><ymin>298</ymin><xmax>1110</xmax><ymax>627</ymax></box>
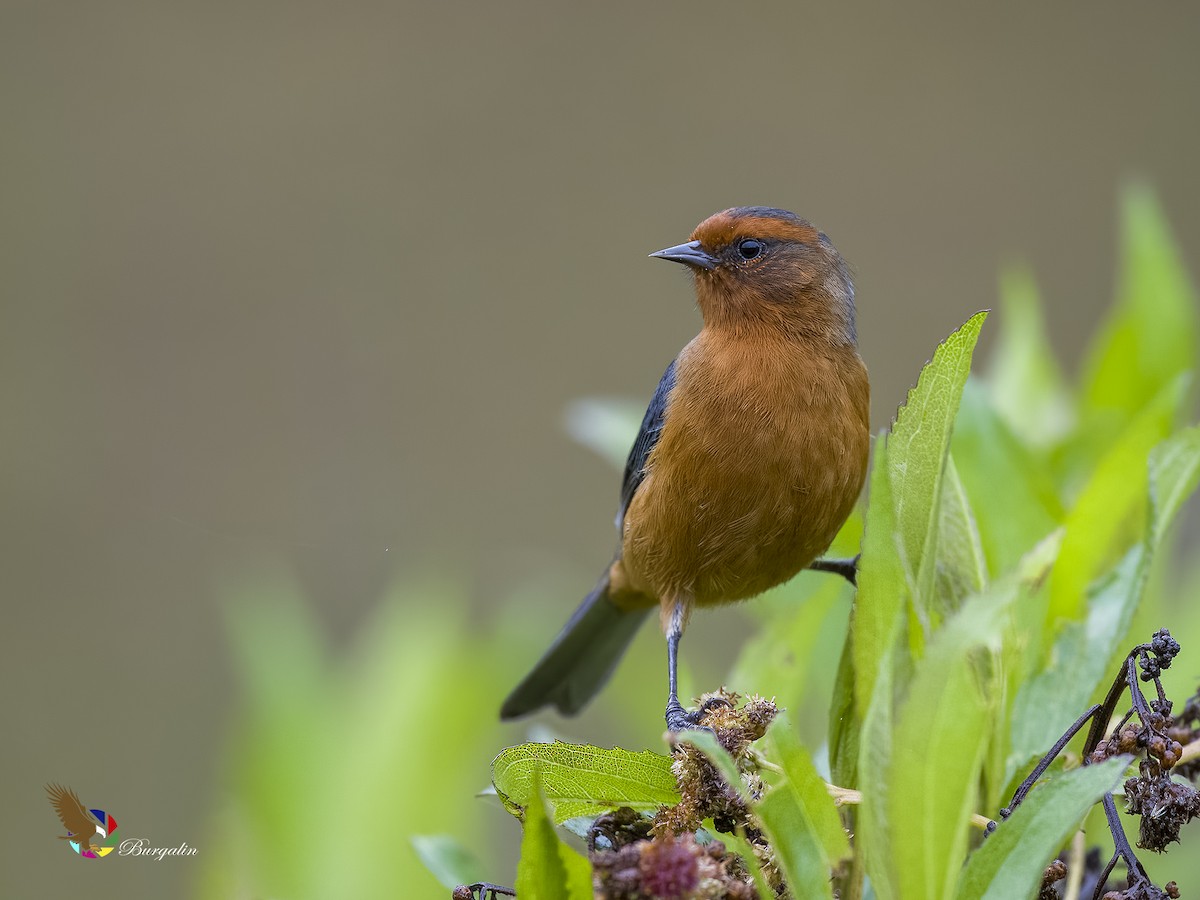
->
<box><xmin>46</xmin><ymin>783</ymin><xmax>104</xmax><ymax>854</ymax></box>
<box><xmin>500</xmin><ymin>206</ymin><xmax>870</xmax><ymax>731</ymax></box>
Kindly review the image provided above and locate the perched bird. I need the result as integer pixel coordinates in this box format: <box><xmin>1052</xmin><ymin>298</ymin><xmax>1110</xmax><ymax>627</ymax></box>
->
<box><xmin>501</xmin><ymin>207</ymin><xmax>870</xmax><ymax>731</ymax></box>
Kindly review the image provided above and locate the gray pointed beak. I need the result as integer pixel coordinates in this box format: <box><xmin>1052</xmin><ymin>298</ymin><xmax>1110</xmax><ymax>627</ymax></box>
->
<box><xmin>649</xmin><ymin>240</ymin><xmax>719</xmax><ymax>271</ymax></box>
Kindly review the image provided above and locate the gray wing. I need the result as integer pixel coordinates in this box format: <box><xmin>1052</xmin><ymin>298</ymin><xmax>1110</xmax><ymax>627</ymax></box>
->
<box><xmin>616</xmin><ymin>358</ymin><xmax>677</xmax><ymax>529</ymax></box>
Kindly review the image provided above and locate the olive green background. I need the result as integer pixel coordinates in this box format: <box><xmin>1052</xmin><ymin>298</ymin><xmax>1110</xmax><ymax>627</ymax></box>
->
<box><xmin>3</xmin><ymin>2</ymin><xmax>1199</xmax><ymax>897</ymax></box>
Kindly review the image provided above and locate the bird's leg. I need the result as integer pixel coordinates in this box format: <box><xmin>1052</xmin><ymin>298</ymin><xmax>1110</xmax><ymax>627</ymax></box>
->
<box><xmin>663</xmin><ymin>600</ymin><xmax>717</xmax><ymax>732</ymax></box>
<box><xmin>808</xmin><ymin>554</ymin><xmax>860</xmax><ymax>586</ymax></box>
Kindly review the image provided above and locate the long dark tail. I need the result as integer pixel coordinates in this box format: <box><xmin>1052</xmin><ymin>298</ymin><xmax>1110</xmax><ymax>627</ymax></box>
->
<box><xmin>500</xmin><ymin>573</ymin><xmax>650</xmax><ymax>719</ymax></box>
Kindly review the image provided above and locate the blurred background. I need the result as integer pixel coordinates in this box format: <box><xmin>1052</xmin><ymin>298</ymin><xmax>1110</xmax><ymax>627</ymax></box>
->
<box><xmin>3</xmin><ymin>3</ymin><xmax>1199</xmax><ymax>897</ymax></box>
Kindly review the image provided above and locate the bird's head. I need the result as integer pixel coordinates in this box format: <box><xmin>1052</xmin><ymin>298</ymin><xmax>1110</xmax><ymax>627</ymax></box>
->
<box><xmin>650</xmin><ymin>206</ymin><xmax>856</xmax><ymax>345</ymax></box>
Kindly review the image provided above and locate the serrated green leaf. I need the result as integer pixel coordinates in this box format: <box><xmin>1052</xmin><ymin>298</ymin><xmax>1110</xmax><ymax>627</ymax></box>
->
<box><xmin>514</xmin><ymin>771</ymin><xmax>593</xmax><ymax>900</ymax></box>
<box><xmin>850</xmin><ymin>313</ymin><xmax>989</xmax><ymax>894</ymax></box>
<box><xmin>888</xmin><ymin>310</ymin><xmax>989</xmax><ymax>636</ymax></box>
<box><xmin>955</xmin><ymin>757</ymin><xmax>1127</xmax><ymax>900</ymax></box>
<box><xmin>987</xmin><ymin>265</ymin><xmax>1074</xmax><ymax>448</ymax></box>
<box><xmin>492</xmin><ymin>742</ymin><xmax>679</xmax><ymax>823</ymax></box>
<box><xmin>935</xmin><ymin>453</ymin><xmax>988</xmax><ymax>613</ymax></box>
<box><xmin>1082</xmin><ymin>182</ymin><xmax>1198</xmax><ymax>424</ymax></box>
<box><xmin>411</xmin><ymin>834</ymin><xmax>486</xmax><ymax>890</ymax></box>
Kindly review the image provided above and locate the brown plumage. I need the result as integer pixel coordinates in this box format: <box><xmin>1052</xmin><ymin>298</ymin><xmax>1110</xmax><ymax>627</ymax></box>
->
<box><xmin>502</xmin><ymin>207</ymin><xmax>870</xmax><ymax>729</ymax></box>
<box><xmin>46</xmin><ymin>783</ymin><xmax>103</xmax><ymax>853</ymax></box>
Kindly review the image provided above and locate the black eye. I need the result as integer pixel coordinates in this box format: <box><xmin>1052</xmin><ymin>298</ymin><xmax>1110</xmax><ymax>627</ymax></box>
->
<box><xmin>737</xmin><ymin>238</ymin><xmax>764</xmax><ymax>260</ymax></box>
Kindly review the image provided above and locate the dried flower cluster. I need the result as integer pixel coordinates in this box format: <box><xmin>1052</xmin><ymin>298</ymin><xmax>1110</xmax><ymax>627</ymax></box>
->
<box><xmin>590</xmin><ymin>689</ymin><xmax>779</xmax><ymax>900</ymax></box>
<box><xmin>1003</xmin><ymin>630</ymin><xmax>1200</xmax><ymax>899</ymax></box>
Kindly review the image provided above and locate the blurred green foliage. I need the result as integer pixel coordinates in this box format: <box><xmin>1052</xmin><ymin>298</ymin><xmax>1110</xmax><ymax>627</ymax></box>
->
<box><xmin>201</xmin><ymin>185</ymin><xmax>1200</xmax><ymax>900</ymax></box>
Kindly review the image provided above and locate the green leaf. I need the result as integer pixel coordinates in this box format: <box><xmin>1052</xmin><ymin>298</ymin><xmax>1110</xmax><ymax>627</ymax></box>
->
<box><xmin>850</xmin><ymin>434</ymin><xmax>903</xmax><ymax>723</ymax></box>
<box><xmin>1048</xmin><ymin>377</ymin><xmax>1185</xmax><ymax>622</ymax></box>
<box><xmin>1149</xmin><ymin>425</ymin><xmax>1200</xmax><ymax>542</ymax></box>
<box><xmin>756</xmin><ymin>786</ymin><xmax>835</xmax><ymax>899</ymax></box>
<box><xmin>886</xmin><ymin>593</ymin><xmax>1004</xmax><ymax>900</ymax></box>
<box><xmin>1012</xmin><ymin>427</ymin><xmax>1200</xmax><ymax>774</ymax></box>
<box><xmin>1082</xmin><ymin>182</ymin><xmax>1198</xmax><ymax>424</ymax></box>
<box><xmin>955</xmin><ymin>757</ymin><xmax>1127</xmax><ymax>900</ymax></box>
<box><xmin>987</xmin><ymin>265</ymin><xmax>1074</xmax><ymax>448</ymax></box>
<box><xmin>888</xmin><ymin>310</ymin><xmax>990</xmax><ymax>638</ymax></box>
<box><xmin>411</xmin><ymin>834</ymin><xmax>486</xmax><ymax>890</ymax></box>
<box><xmin>492</xmin><ymin>742</ymin><xmax>679</xmax><ymax>823</ymax></box>
<box><xmin>827</xmin><ymin>627</ymin><xmax>859</xmax><ymax>788</ymax></box>
<box><xmin>934</xmin><ymin>453</ymin><xmax>988</xmax><ymax>613</ymax></box>
<box><xmin>766</xmin><ymin>719</ymin><xmax>851</xmax><ymax>866</ymax></box>
<box><xmin>857</xmin><ymin>654</ymin><xmax>899</xmax><ymax>900</ymax></box>
<box><xmin>514</xmin><ymin>771</ymin><xmax>593</xmax><ymax>900</ymax></box>
<box><xmin>950</xmin><ymin>381</ymin><xmax>1063</xmax><ymax>576</ymax></box>
<box><xmin>850</xmin><ymin>312</ymin><xmax>989</xmax><ymax>887</ymax></box>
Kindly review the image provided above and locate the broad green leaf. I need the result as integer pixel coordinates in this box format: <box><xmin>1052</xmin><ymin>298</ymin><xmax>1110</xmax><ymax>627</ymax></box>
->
<box><xmin>411</xmin><ymin>834</ymin><xmax>486</xmax><ymax>889</ymax></box>
<box><xmin>757</xmin><ymin>787</ymin><xmax>835</xmax><ymax>900</ymax></box>
<box><xmin>951</xmin><ymin>380</ymin><xmax>1063</xmax><ymax>575</ymax></box>
<box><xmin>851</xmin><ymin>435</ymin><xmax>903</xmax><ymax>720</ymax></box>
<box><xmin>1082</xmin><ymin>182</ymin><xmax>1198</xmax><ymax>424</ymax></box>
<box><xmin>955</xmin><ymin>757</ymin><xmax>1127</xmax><ymax>900</ymax></box>
<box><xmin>887</xmin><ymin>593</ymin><xmax>1004</xmax><ymax>900</ymax></box>
<box><xmin>857</xmin><ymin>658</ymin><xmax>899</xmax><ymax>900</ymax></box>
<box><xmin>514</xmin><ymin>772</ymin><xmax>593</xmax><ymax>900</ymax></box>
<box><xmin>1048</xmin><ymin>377</ymin><xmax>1184</xmax><ymax>622</ymax></box>
<box><xmin>935</xmin><ymin>454</ymin><xmax>988</xmax><ymax>613</ymax></box>
<box><xmin>888</xmin><ymin>310</ymin><xmax>989</xmax><ymax>638</ymax></box>
<box><xmin>851</xmin><ymin>313</ymin><xmax>988</xmax><ymax>898</ymax></box>
<box><xmin>853</xmin><ymin>313</ymin><xmax>990</xmax><ymax>720</ymax></box>
<box><xmin>767</xmin><ymin>718</ymin><xmax>851</xmax><ymax>865</ymax></box>
<box><xmin>492</xmin><ymin>742</ymin><xmax>679</xmax><ymax>823</ymax></box>
<box><xmin>987</xmin><ymin>265</ymin><xmax>1074</xmax><ymax>448</ymax></box>
<box><xmin>828</xmin><ymin>629</ymin><xmax>860</xmax><ymax>789</ymax></box>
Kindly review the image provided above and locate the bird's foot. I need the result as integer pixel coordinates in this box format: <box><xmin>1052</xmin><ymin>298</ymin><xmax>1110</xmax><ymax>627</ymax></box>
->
<box><xmin>809</xmin><ymin>554</ymin><xmax>860</xmax><ymax>586</ymax></box>
<box><xmin>665</xmin><ymin>696</ymin><xmax>733</xmax><ymax>734</ymax></box>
